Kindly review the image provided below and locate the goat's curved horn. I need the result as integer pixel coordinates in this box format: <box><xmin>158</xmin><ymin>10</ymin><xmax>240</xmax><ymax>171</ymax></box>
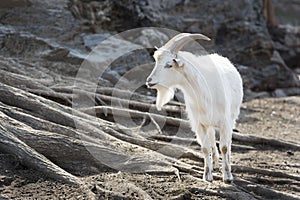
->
<box><xmin>160</xmin><ymin>33</ymin><xmax>190</xmax><ymax>50</ymax></box>
<box><xmin>162</xmin><ymin>33</ymin><xmax>211</xmax><ymax>54</ymax></box>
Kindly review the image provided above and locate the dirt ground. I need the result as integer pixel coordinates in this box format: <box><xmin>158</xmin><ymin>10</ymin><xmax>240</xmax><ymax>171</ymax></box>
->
<box><xmin>0</xmin><ymin>96</ymin><xmax>299</xmax><ymax>199</ymax></box>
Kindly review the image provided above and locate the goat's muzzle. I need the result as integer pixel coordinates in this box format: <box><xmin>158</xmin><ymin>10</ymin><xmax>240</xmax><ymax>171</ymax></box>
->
<box><xmin>146</xmin><ymin>81</ymin><xmax>157</xmax><ymax>88</ymax></box>
<box><xmin>146</xmin><ymin>77</ymin><xmax>157</xmax><ymax>88</ymax></box>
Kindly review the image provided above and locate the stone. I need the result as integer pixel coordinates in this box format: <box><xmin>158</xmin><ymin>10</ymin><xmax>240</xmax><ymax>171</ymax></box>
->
<box><xmin>0</xmin><ymin>0</ymin><xmax>31</xmax><ymax>8</ymax></box>
<box><xmin>273</xmin><ymin>89</ymin><xmax>286</xmax><ymax>98</ymax></box>
<box><xmin>270</xmin><ymin>50</ymin><xmax>286</xmax><ymax>67</ymax></box>
<box><xmin>0</xmin><ymin>0</ymin><xmax>298</xmax><ymax>95</ymax></box>
<box><xmin>82</xmin><ymin>33</ymin><xmax>112</xmax><ymax>50</ymax></box>
<box><xmin>0</xmin><ymin>32</ymin><xmax>52</xmax><ymax>58</ymax></box>
<box><xmin>269</xmin><ymin>25</ymin><xmax>300</xmax><ymax>69</ymax></box>
<box><xmin>102</xmin><ymin>70</ymin><xmax>123</xmax><ymax>85</ymax></box>
<box><xmin>69</xmin><ymin>0</ymin><xmax>299</xmax><ymax>91</ymax></box>
<box><xmin>42</xmin><ymin>48</ymin><xmax>70</xmax><ymax>61</ymax></box>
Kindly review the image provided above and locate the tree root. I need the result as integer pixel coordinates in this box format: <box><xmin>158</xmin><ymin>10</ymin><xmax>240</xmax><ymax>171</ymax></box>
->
<box><xmin>234</xmin><ymin>177</ymin><xmax>300</xmax><ymax>200</ymax></box>
<box><xmin>232</xmin><ymin>131</ymin><xmax>300</xmax><ymax>150</ymax></box>
<box><xmin>80</xmin><ymin>105</ymin><xmax>189</xmax><ymax>128</ymax></box>
<box><xmin>232</xmin><ymin>165</ymin><xmax>300</xmax><ymax>182</ymax></box>
<box><xmin>0</xmin><ymin>123</ymin><xmax>81</xmax><ymax>185</ymax></box>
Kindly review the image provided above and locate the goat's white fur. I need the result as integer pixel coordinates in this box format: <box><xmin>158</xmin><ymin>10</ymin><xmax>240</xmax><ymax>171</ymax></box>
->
<box><xmin>146</xmin><ymin>34</ymin><xmax>243</xmax><ymax>183</ymax></box>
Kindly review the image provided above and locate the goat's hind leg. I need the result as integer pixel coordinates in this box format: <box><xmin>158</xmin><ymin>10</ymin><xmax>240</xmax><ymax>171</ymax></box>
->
<box><xmin>220</xmin><ymin>125</ymin><xmax>233</xmax><ymax>183</ymax></box>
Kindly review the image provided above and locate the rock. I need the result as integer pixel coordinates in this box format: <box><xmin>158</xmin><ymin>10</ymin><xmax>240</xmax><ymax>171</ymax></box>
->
<box><xmin>75</xmin><ymin>35</ymin><xmax>153</xmax><ymax>85</ymax></box>
<box><xmin>270</xmin><ymin>50</ymin><xmax>286</xmax><ymax>67</ymax></box>
<box><xmin>82</xmin><ymin>33</ymin><xmax>112</xmax><ymax>50</ymax></box>
<box><xmin>273</xmin><ymin>0</ymin><xmax>300</xmax><ymax>26</ymax></box>
<box><xmin>126</xmin><ymin>28</ymin><xmax>172</xmax><ymax>48</ymax></box>
<box><xmin>273</xmin><ymin>89</ymin><xmax>286</xmax><ymax>98</ymax></box>
<box><xmin>70</xmin><ymin>0</ymin><xmax>271</xmax><ymax>64</ymax></box>
<box><xmin>0</xmin><ymin>29</ymin><xmax>86</xmax><ymax>65</ymax></box>
<box><xmin>243</xmin><ymin>89</ymin><xmax>270</xmax><ymax>102</ymax></box>
<box><xmin>42</xmin><ymin>48</ymin><xmax>70</xmax><ymax>61</ymax></box>
<box><xmin>276</xmin><ymin>87</ymin><xmax>300</xmax><ymax>97</ymax></box>
<box><xmin>102</xmin><ymin>70</ymin><xmax>123</xmax><ymax>85</ymax></box>
<box><xmin>84</xmin><ymin>36</ymin><xmax>148</xmax><ymax>69</ymax></box>
<box><xmin>69</xmin><ymin>0</ymin><xmax>299</xmax><ymax>91</ymax></box>
<box><xmin>270</xmin><ymin>87</ymin><xmax>300</xmax><ymax>98</ymax></box>
<box><xmin>0</xmin><ymin>0</ymin><xmax>31</xmax><ymax>8</ymax></box>
<box><xmin>0</xmin><ymin>0</ymin><xmax>82</xmax><ymax>51</ymax></box>
<box><xmin>261</xmin><ymin>64</ymin><xmax>280</xmax><ymax>77</ymax></box>
<box><xmin>269</xmin><ymin>25</ymin><xmax>300</xmax><ymax>69</ymax></box>
<box><xmin>42</xmin><ymin>47</ymin><xmax>87</xmax><ymax>64</ymax></box>
<box><xmin>0</xmin><ymin>0</ymin><xmax>298</xmax><ymax>94</ymax></box>
<box><xmin>0</xmin><ymin>32</ymin><xmax>52</xmax><ymax>58</ymax></box>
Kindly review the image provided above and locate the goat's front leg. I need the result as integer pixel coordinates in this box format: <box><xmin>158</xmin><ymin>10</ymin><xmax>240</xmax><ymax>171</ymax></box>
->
<box><xmin>220</xmin><ymin>126</ymin><xmax>233</xmax><ymax>183</ymax></box>
<box><xmin>196</xmin><ymin>125</ymin><xmax>213</xmax><ymax>182</ymax></box>
<box><xmin>208</xmin><ymin>126</ymin><xmax>219</xmax><ymax>169</ymax></box>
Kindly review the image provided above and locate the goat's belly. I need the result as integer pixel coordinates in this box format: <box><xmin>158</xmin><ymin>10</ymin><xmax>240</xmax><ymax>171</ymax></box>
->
<box><xmin>185</xmin><ymin>95</ymin><xmax>236</xmax><ymax>130</ymax></box>
<box><xmin>186</xmin><ymin>105</ymin><xmax>221</xmax><ymax>131</ymax></box>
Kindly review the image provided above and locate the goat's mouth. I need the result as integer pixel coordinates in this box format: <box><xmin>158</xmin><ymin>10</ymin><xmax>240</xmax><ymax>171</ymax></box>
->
<box><xmin>146</xmin><ymin>82</ymin><xmax>158</xmax><ymax>88</ymax></box>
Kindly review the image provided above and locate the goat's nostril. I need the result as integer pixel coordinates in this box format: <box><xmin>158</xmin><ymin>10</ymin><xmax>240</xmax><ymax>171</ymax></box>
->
<box><xmin>147</xmin><ymin>77</ymin><xmax>152</xmax><ymax>83</ymax></box>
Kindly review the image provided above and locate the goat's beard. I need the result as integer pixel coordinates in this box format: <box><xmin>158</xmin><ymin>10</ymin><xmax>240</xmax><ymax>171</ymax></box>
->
<box><xmin>155</xmin><ymin>85</ymin><xmax>174</xmax><ymax>111</ymax></box>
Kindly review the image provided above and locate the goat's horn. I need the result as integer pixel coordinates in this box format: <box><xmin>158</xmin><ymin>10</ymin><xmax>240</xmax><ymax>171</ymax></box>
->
<box><xmin>162</xmin><ymin>33</ymin><xmax>211</xmax><ymax>54</ymax></box>
<box><xmin>161</xmin><ymin>33</ymin><xmax>190</xmax><ymax>49</ymax></box>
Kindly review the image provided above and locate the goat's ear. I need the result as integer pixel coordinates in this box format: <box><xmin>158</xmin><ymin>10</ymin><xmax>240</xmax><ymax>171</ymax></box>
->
<box><xmin>173</xmin><ymin>58</ymin><xmax>184</xmax><ymax>68</ymax></box>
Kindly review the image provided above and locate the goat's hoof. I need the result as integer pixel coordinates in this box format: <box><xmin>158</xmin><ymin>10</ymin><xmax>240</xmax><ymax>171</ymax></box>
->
<box><xmin>223</xmin><ymin>179</ymin><xmax>233</xmax><ymax>184</ymax></box>
<box><xmin>223</xmin><ymin>173</ymin><xmax>233</xmax><ymax>184</ymax></box>
<box><xmin>203</xmin><ymin>173</ymin><xmax>213</xmax><ymax>182</ymax></box>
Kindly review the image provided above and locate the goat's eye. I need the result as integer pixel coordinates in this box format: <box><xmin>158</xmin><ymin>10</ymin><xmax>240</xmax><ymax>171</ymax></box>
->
<box><xmin>164</xmin><ymin>64</ymin><xmax>173</xmax><ymax>68</ymax></box>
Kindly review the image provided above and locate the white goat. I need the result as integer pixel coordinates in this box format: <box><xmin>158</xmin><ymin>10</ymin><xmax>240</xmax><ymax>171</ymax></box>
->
<box><xmin>146</xmin><ymin>33</ymin><xmax>243</xmax><ymax>183</ymax></box>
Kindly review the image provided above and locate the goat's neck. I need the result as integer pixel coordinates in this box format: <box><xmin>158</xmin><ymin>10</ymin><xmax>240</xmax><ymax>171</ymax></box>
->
<box><xmin>176</xmin><ymin>66</ymin><xmax>207</xmax><ymax>113</ymax></box>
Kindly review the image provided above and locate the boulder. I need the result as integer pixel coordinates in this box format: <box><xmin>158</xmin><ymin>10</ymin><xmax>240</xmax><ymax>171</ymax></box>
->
<box><xmin>0</xmin><ymin>0</ymin><xmax>31</xmax><ymax>8</ymax></box>
<box><xmin>69</xmin><ymin>0</ymin><xmax>299</xmax><ymax>91</ymax></box>
<box><xmin>82</xmin><ymin>33</ymin><xmax>112</xmax><ymax>50</ymax></box>
<box><xmin>0</xmin><ymin>0</ymin><xmax>298</xmax><ymax>92</ymax></box>
<box><xmin>269</xmin><ymin>25</ymin><xmax>300</xmax><ymax>69</ymax></box>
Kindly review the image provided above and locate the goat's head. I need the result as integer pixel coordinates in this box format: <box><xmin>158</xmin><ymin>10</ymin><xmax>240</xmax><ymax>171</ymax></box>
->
<box><xmin>146</xmin><ymin>33</ymin><xmax>210</xmax><ymax>110</ymax></box>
